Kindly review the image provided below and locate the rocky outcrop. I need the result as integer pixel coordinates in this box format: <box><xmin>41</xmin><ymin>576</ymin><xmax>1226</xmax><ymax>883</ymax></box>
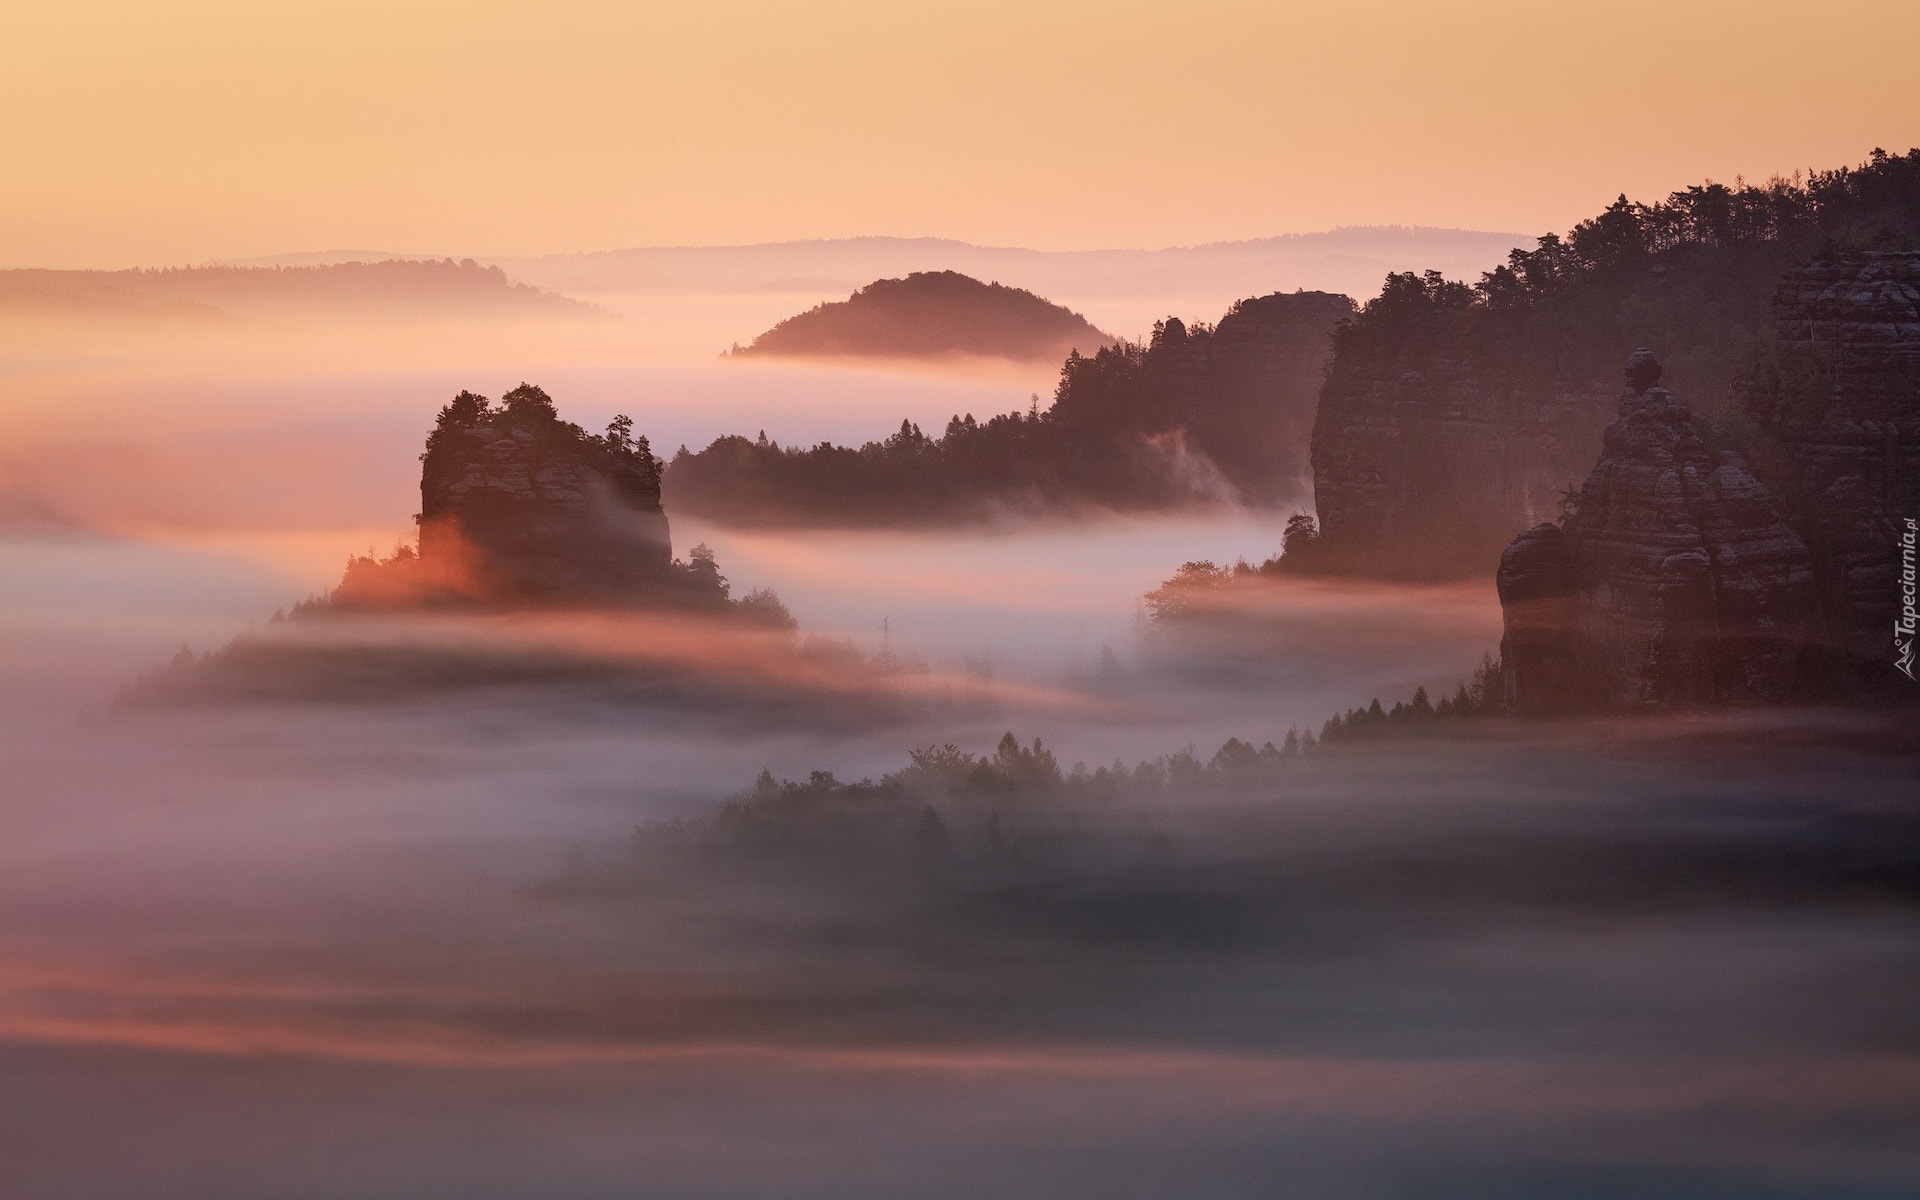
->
<box><xmin>1740</xmin><ymin>253</ymin><xmax>1920</xmax><ymax>674</ymax></box>
<box><xmin>1310</xmin><ymin>325</ymin><xmax>1613</xmax><ymax>576</ymax></box>
<box><xmin>416</xmin><ymin>385</ymin><xmax>671</xmax><ymax>600</ymax></box>
<box><xmin>1050</xmin><ymin>290</ymin><xmax>1356</xmax><ymax>503</ymax></box>
<box><xmin>1496</xmin><ymin>523</ymin><xmax>1578</xmax><ymax>713</ymax></box>
<box><xmin>1307</xmin><ymin>151</ymin><xmax>1920</xmax><ymax>581</ymax></box>
<box><xmin>1500</xmin><ymin>353</ymin><xmax>1815</xmax><ymax>709</ymax></box>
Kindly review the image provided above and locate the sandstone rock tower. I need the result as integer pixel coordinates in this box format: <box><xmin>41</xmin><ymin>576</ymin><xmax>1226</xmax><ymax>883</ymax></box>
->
<box><xmin>1499</xmin><ymin>351</ymin><xmax>1813</xmax><ymax>709</ymax></box>
<box><xmin>417</xmin><ymin>385</ymin><xmax>671</xmax><ymax>601</ymax></box>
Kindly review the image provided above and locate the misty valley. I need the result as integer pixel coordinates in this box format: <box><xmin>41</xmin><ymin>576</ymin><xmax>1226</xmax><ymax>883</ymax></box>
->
<box><xmin>2</xmin><ymin>146</ymin><xmax>1918</xmax><ymax>1199</ymax></box>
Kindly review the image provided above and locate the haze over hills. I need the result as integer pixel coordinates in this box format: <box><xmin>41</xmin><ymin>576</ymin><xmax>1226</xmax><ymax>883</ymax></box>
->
<box><xmin>147</xmin><ymin>227</ymin><xmax>1527</xmax><ymax>362</ymax></box>
<box><xmin>0</xmin><ymin>258</ymin><xmax>598</xmax><ymax>327</ymax></box>
<box><xmin>210</xmin><ymin>227</ymin><xmax>1531</xmax><ymax>319</ymax></box>
<box><xmin>488</xmin><ymin>227</ymin><xmax>1530</xmax><ymax>308</ymax></box>
<box><xmin>729</xmin><ymin>271</ymin><xmax>1112</xmax><ymax>364</ymax></box>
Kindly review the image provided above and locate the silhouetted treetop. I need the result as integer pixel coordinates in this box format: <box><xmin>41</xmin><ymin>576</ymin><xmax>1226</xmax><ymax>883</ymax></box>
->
<box><xmin>1337</xmin><ymin>148</ymin><xmax>1920</xmax><ymax>351</ymax></box>
<box><xmin>1306</xmin><ymin>148</ymin><xmax>1920</xmax><ymax>577</ymax></box>
<box><xmin>674</xmin><ymin>290</ymin><xmax>1354</xmax><ymax>526</ymax></box>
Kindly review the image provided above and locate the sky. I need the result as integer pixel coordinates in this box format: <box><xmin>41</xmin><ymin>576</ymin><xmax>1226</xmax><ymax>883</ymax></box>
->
<box><xmin>5</xmin><ymin>0</ymin><xmax>1918</xmax><ymax>268</ymax></box>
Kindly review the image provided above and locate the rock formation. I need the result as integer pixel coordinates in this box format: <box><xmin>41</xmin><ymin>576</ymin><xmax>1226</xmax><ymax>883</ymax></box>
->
<box><xmin>1309</xmin><ymin>308</ymin><xmax>1614</xmax><ymax>576</ymax></box>
<box><xmin>1498</xmin><ymin>352</ymin><xmax>1814</xmax><ymax>709</ymax></box>
<box><xmin>1305</xmin><ymin>151</ymin><xmax>1920</xmax><ymax>580</ymax></box>
<box><xmin>1495</xmin><ymin>523</ymin><xmax>1578</xmax><ymax>713</ymax></box>
<box><xmin>413</xmin><ymin>384</ymin><xmax>672</xmax><ymax>601</ymax></box>
<box><xmin>1740</xmin><ymin>253</ymin><xmax>1920</xmax><ymax>676</ymax></box>
<box><xmin>1051</xmin><ymin>290</ymin><xmax>1356</xmax><ymax>502</ymax></box>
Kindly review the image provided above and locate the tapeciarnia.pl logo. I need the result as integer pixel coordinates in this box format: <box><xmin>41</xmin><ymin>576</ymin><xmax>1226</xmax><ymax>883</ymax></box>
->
<box><xmin>1898</xmin><ymin>517</ymin><xmax>1917</xmax><ymax>680</ymax></box>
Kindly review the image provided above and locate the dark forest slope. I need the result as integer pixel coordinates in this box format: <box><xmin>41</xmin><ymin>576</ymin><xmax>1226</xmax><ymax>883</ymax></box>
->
<box><xmin>1303</xmin><ymin>147</ymin><xmax>1920</xmax><ymax>578</ymax></box>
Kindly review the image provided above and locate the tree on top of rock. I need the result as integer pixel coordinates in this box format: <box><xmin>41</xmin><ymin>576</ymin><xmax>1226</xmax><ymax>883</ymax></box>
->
<box><xmin>499</xmin><ymin>383</ymin><xmax>560</xmax><ymax>429</ymax></box>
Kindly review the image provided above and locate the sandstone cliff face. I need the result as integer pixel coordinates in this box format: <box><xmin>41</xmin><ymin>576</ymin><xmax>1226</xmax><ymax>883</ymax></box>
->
<box><xmin>1495</xmin><ymin>523</ymin><xmax>1577</xmax><ymax>713</ymax></box>
<box><xmin>1499</xmin><ymin>354</ymin><xmax>1814</xmax><ymax>709</ymax></box>
<box><xmin>1051</xmin><ymin>290</ymin><xmax>1355</xmax><ymax>503</ymax></box>
<box><xmin>1741</xmin><ymin>253</ymin><xmax>1920</xmax><ymax>670</ymax></box>
<box><xmin>418</xmin><ymin>387</ymin><xmax>670</xmax><ymax>600</ymax></box>
<box><xmin>1199</xmin><ymin>292</ymin><xmax>1357</xmax><ymax>497</ymax></box>
<box><xmin>1203</xmin><ymin>291</ymin><xmax>1357</xmax><ymax>406</ymax></box>
<box><xmin>1565</xmin><ymin>371</ymin><xmax>1813</xmax><ymax>706</ymax></box>
<box><xmin>1311</xmin><ymin>343</ymin><xmax>1612</xmax><ymax>574</ymax></box>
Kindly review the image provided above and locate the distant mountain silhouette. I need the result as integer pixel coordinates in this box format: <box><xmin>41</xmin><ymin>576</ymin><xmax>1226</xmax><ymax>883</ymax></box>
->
<box><xmin>727</xmin><ymin>271</ymin><xmax>1112</xmax><ymax>362</ymax></box>
<box><xmin>486</xmin><ymin>228</ymin><xmax>1533</xmax><ymax>305</ymax></box>
<box><xmin>0</xmin><ymin>258</ymin><xmax>599</xmax><ymax>325</ymax></box>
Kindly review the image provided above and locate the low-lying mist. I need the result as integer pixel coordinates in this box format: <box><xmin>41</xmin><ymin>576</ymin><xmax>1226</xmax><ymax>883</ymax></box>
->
<box><xmin>3</xmin><ymin>694</ymin><xmax>1915</xmax><ymax>1198</ymax></box>
<box><xmin>3</xmin><ymin>265</ymin><xmax>1914</xmax><ymax>1200</ymax></box>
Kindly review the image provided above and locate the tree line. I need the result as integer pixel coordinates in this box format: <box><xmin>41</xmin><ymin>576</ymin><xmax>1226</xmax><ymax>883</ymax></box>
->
<box><xmin>667</xmin><ymin>291</ymin><xmax>1352</xmax><ymax>526</ymax></box>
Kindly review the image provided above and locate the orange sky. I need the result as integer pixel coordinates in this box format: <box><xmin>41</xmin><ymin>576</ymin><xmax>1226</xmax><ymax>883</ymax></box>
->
<box><xmin>4</xmin><ymin>0</ymin><xmax>1917</xmax><ymax>267</ymax></box>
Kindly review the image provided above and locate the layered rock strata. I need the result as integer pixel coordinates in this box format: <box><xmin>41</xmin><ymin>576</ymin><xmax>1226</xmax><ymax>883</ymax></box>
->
<box><xmin>417</xmin><ymin>387</ymin><xmax>670</xmax><ymax>600</ymax></box>
<box><xmin>1499</xmin><ymin>353</ymin><xmax>1814</xmax><ymax>708</ymax></box>
<box><xmin>1741</xmin><ymin>253</ymin><xmax>1920</xmax><ymax>671</ymax></box>
<box><xmin>1495</xmin><ymin>523</ymin><xmax>1578</xmax><ymax>713</ymax></box>
<box><xmin>1310</xmin><ymin>345</ymin><xmax>1612</xmax><ymax>574</ymax></box>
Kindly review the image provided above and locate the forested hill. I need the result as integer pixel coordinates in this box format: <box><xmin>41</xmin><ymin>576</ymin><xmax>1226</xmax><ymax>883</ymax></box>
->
<box><xmin>727</xmin><ymin>271</ymin><xmax>1111</xmax><ymax>363</ymax></box>
<box><xmin>1304</xmin><ymin>147</ymin><xmax>1920</xmax><ymax>578</ymax></box>
<box><xmin>669</xmin><ymin>290</ymin><xmax>1353</xmax><ymax>526</ymax></box>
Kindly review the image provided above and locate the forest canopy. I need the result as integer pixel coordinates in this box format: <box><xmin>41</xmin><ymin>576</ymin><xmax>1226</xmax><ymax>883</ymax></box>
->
<box><xmin>1325</xmin><ymin>148</ymin><xmax>1920</xmax><ymax>427</ymax></box>
<box><xmin>671</xmin><ymin>290</ymin><xmax>1353</xmax><ymax>526</ymax></box>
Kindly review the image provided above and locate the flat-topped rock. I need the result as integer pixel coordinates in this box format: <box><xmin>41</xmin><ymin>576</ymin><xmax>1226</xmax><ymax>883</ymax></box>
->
<box><xmin>415</xmin><ymin>384</ymin><xmax>671</xmax><ymax>601</ymax></box>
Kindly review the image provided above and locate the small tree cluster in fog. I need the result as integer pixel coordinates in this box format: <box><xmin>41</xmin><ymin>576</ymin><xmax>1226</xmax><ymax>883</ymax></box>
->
<box><xmin>632</xmin><ymin>658</ymin><xmax>1511</xmax><ymax>869</ymax></box>
<box><xmin>1138</xmin><ymin>512</ymin><xmax>1329</xmax><ymax>621</ymax></box>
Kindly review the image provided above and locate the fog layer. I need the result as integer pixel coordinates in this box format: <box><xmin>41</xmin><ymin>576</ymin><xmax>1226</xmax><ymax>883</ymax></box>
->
<box><xmin>2</xmin><ymin>251</ymin><xmax>1913</xmax><ymax>1199</ymax></box>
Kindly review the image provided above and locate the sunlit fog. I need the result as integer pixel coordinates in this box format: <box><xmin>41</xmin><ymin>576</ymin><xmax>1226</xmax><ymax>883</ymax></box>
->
<box><xmin>3</xmin><ymin>10</ymin><xmax>1918</xmax><ymax>1197</ymax></box>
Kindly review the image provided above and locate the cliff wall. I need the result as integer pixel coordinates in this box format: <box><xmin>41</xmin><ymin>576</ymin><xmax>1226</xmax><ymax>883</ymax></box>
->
<box><xmin>1051</xmin><ymin>290</ymin><xmax>1355</xmax><ymax>504</ymax></box>
<box><xmin>1495</xmin><ymin>523</ymin><xmax>1578</xmax><ymax>713</ymax></box>
<box><xmin>1302</xmin><ymin>149</ymin><xmax>1920</xmax><ymax>579</ymax></box>
<box><xmin>1740</xmin><ymin>253</ymin><xmax>1920</xmax><ymax>670</ymax></box>
<box><xmin>1559</xmin><ymin>357</ymin><xmax>1812</xmax><ymax>707</ymax></box>
<box><xmin>1312</xmin><ymin>351</ymin><xmax>1611</xmax><ymax>573</ymax></box>
<box><xmin>416</xmin><ymin>385</ymin><xmax>671</xmax><ymax>601</ymax></box>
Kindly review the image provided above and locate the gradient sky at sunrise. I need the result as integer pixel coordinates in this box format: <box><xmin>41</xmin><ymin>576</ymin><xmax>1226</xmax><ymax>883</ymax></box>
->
<box><xmin>5</xmin><ymin>0</ymin><xmax>1918</xmax><ymax>267</ymax></box>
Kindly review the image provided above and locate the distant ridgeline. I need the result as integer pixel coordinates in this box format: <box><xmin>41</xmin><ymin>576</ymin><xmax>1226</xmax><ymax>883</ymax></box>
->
<box><xmin>0</xmin><ymin>258</ymin><xmax>597</xmax><ymax>324</ymax></box>
<box><xmin>1303</xmin><ymin>148</ymin><xmax>1920</xmax><ymax>579</ymax></box>
<box><xmin>726</xmin><ymin>270</ymin><xmax>1111</xmax><ymax>363</ymax></box>
<box><xmin>670</xmin><ymin>290</ymin><xmax>1355</xmax><ymax>525</ymax></box>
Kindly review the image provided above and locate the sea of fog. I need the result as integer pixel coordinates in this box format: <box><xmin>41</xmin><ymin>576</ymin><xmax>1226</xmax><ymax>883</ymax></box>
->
<box><xmin>2</xmin><ymin>292</ymin><xmax>1916</xmax><ymax>1199</ymax></box>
